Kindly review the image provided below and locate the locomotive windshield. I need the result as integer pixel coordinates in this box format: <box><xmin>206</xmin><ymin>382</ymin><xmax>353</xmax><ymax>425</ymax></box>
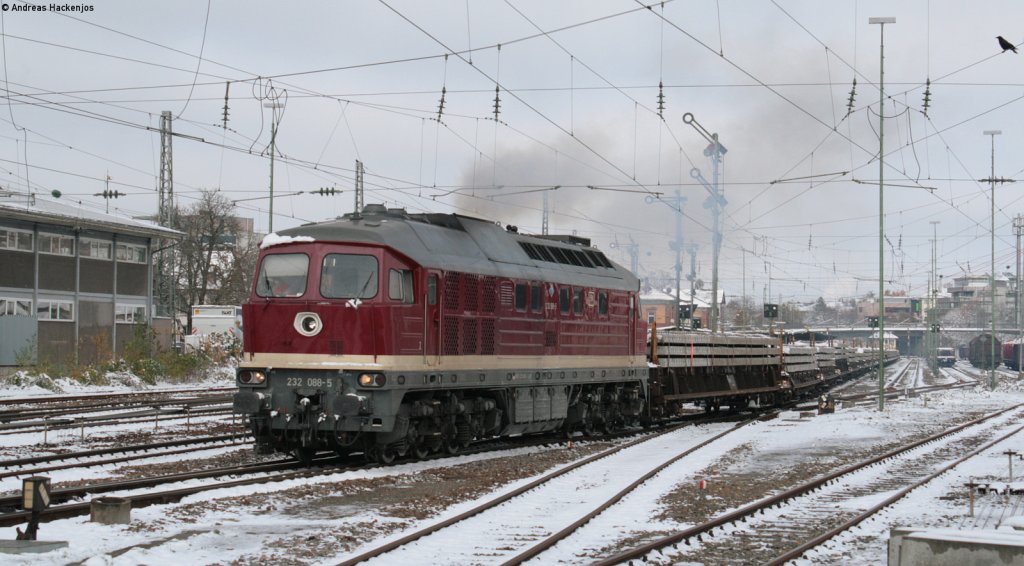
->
<box><xmin>255</xmin><ymin>253</ymin><xmax>309</xmax><ymax>298</ymax></box>
<box><xmin>320</xmin><ymin>254</ymin><xmax>379</xmax><ymax>299</ymax></box>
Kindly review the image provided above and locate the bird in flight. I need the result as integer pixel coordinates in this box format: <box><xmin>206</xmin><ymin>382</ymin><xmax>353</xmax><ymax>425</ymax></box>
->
<box><xmin>998</xmin><ymin>35</ymin><xmax>1018</xmax><ymax>53</ymax></box>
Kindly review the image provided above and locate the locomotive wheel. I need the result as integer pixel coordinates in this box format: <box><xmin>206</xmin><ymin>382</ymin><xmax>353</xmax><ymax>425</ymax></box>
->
<box><xmin>442</xmin><ymin>435</ymin><xmax>461</xmax><ymax>455</ymax></box>
<box><xmin>377</xmin><ymin>448</ymin><xmax>397</xmax><ymax>465</ymax></box>
<box><xmin>295</xmin><ymin>447</ymin><xmax>317</xmax><ymax>467</ymax></box>
<box><xmin>412</xmin><ymin>442</ymin><xmax>430</xmax><ymax>459</ymax></box>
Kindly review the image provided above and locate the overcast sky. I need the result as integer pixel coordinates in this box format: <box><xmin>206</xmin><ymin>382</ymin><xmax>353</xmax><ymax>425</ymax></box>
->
<box><xmin>2</xmin><ymin>0</ymin><xmax>1024</xmax><ymax>305</ymax></box>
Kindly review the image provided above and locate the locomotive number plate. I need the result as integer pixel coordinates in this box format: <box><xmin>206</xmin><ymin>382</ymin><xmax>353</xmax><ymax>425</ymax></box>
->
<box><xmin>285</xmin><ymin>377</ymin><xmax>338</xmax><ymax>389</ymax></box>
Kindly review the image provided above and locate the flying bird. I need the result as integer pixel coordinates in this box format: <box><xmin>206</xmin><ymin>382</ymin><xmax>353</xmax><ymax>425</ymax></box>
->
<box><xmin>998</xmin><ymin>35</ymin><xmax>1018</xmax><ymax>53</ymax></box>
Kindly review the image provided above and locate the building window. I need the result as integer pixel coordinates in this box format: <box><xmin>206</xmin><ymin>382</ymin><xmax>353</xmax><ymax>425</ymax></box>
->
<box><xmin>39</xmin><ymin>233</ymin><xmax>75</xmax><ymax>256</ymax></box>
<box><xmin>647</xmin><ymin>310</ymin><xmax>656</xmax><ymax>323</ymax></box>
<box><xmin>116</xmin><ymin>243</ymin><xmax>147</xmax><ymax>264</ymax></box>
<box><xmin>0</xmin><ymin>228</ymin><xmax>32</xmax><ymax>252</ymax></box>
<box><xmin>37</xmin><ymin>300</ymin><xmax>74</xmax><ymax>321</ymax></box>
<box><xmin>81</xmin><ymin>239</ymin><xmax>113</xmax><ymax>260</ymax></box>
<box><xmin>115</xmin><ymin>304</ymin><xmax>147</xmax><ymax>323</ymax></box>
<box><xmin>0</xmin><ymin>297</ymin><xmax>32</xmax><ymax>316</ymax></box>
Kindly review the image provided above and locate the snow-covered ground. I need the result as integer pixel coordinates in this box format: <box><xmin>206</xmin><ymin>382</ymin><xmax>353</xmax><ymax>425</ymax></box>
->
<box><xmin>4</xmin><ymin>361</ymin><xmax>1024</xmax><ymax>565</ymax></box>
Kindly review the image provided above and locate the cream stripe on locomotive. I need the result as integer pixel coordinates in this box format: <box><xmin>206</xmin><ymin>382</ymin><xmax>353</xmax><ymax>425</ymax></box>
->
<box><xmin>241</xmin><ymin>352</ymin><xmax>648</xmax><ymax>372</ymax></box>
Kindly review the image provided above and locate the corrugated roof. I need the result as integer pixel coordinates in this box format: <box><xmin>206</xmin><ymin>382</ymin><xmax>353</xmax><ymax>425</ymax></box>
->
<box><xmin>0</xmin><ymin>192</ymin><xmax>180</xmax><ymax>239</ymax></box>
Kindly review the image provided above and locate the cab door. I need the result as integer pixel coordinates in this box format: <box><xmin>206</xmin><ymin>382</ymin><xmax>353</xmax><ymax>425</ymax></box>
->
<box><xmin>424</xmin><ymin>271</ymin><xmax>440</xmax><ymax>364</ymax></box>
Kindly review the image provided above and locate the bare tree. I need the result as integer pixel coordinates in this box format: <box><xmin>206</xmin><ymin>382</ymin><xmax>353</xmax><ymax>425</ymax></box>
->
<box><xmin>172</xmin><ymin>189</ymin><xmax>255</xmax><ymax>331</ymax></box>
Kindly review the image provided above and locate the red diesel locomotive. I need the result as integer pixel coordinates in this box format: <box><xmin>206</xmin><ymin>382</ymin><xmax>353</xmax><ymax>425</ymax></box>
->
<box><xmin>233</xmin><ymin>205</ymin><xmax>648</xmax><ymax>463</ymax></box>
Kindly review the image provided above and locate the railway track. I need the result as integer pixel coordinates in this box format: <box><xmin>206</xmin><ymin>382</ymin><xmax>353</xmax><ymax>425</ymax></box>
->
<box><xmin>0</xmin><ymin>387</ymin><xmax>235</xmax><ymax>408</ymax></box>
<box><xmin>0</xmin><ymin>411</ymin><xmax>752</xmax><ymax>532</ymax></box>
<box><xmin>0</xmin><ymin>432</ymin><xmax>250</xmax><ymax>480</ymax></box>
<box><xmin>0</xmin><ymin>393</ymin><xmax>232</xmax><ymax>423</ymax></box>
<box><xmin>333</xmin><ymin>414</ymin><xmax>770</xmax><ymax>565</ymax></box>
<box><xmin>593</xmin><ymin>403</ymin><xmax>1024</xmax><ymax>565</ymax></box>
<box><xmin>0</xmin><ymin>404</ymin><xmax>234</xmax><ymax>436</ymax></box>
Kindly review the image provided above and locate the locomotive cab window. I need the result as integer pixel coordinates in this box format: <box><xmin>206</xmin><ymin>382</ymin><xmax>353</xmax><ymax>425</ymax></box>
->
<box><xmin>320</xmin><ymin>254</ymin><xmax>379</xmax><ymax>299</ymax></box>
<box><xmin>256</xmin><ymin>253</ymin><xmax>309</xmax><ymax>298</ymax></box>
<box><xmin>388</xmin><ymin>269</ymin><xmax>415</xmax><ymax>303</ymax></box>
<box><xmin>514</xmin><ymin>283</ymin><xmax>527</xmax><ymax>311</ymax></box>
<box><xmin>427</xmin><ymin>274</ymin><xmax>438</xmax><ymax>305</ymax></box>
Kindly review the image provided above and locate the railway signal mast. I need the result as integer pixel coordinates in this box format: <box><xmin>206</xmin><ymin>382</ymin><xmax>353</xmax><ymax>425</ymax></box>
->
<box><xmin>683</xmin><ymin>112</ymin><xmax>726</xmax><ymax>333</ymax></box>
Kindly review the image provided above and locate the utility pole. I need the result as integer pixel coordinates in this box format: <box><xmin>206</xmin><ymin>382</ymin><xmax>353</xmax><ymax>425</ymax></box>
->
<box><xmin>688</xmin><ymin>244</ymin><xmax>698</xmax><ymax>329</ymax></box>
<box><xmin>610</xmin><ymin>237</ymin><xmax>640</xmax><ymax>276</ymax></box>
<box><xmin>982</xmin><ymin>129</ymin><xmax>1006</xmax><ymax>390</ymax></box>
<box><xmin>683</xmin><ymin>113</ymin><xmax>727</xmax><ymax>333</ymax></box>
<box><xmin>929</xmin><ymin>220</ymin><xmax>940</xmax><ymax>370</ymax></box>
<box><xmin>542</xmin><ymin>190</ymin><xmax>550</xmax><ymax>235</ymax></box>
<box><xmin>659</xmin><ymin>192</ymin><xmax>686</xmax><ymax>326</ymax></box>
<box><xmin>354</xmin><ymin>159</ymin><xmax>366</xmax><ymax>214</ymax></box>
<box><xmin>870</xmin><ymin>16</ymin><xmax>894</xmax><ymax>412</ymax></box>
<box><xmin>1016</xmin><ymin>214</ymin><xmax>1024</xmax><ymax>377</ymax></box>
<box><xmin>156</xmin><ymin>110</ymin><xmax>176</xmax><ymax>327</ymax></box>
<box><xmin>263</xmin><ymin>100</ymin><xmax>285</xmax><ymax>232</ymax></box>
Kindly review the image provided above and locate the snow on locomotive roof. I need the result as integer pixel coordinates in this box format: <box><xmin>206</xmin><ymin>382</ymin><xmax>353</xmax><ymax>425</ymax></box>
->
<box><xmin>260</xmin><ymin>232</ymin><xmax>315</xmax><ymax>249</ymax></box>
<box><xmin>277</xmin><ymin>205</ymin><xmax>637</xmax><ymax>290</ymax></box>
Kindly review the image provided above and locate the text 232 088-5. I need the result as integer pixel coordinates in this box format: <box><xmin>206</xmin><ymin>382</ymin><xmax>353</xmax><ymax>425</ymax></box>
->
<box><xmin>285</xmin><ymin>377</ymin><xmax>338</xmax><ymax>388</ymax></box>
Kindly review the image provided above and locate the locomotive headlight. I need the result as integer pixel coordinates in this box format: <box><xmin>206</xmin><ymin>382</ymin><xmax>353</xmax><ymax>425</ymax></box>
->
<box><xmin>358</xmin><ymin>373</ymin><xmax>386</xmax><ymax>388</ymax></box>
<box><xmin>238</xmin><ymin>370</ymin><xmax>266</xmax><ymax>385</ymax></box>
<box><xmin>294</xmin><ymin>312</ymin><xmax>323</xmax><ymax>337</ymax></box>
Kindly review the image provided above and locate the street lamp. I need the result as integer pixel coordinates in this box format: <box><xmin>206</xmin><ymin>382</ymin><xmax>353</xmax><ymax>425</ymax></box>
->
<box><xmin>870</xmin><ymin>16</ymin><xmax>894</xmax><ymax>411</ymax></box>
<box><xmin>984</xmin><ymin>129</ymin><xmax>1001</xmax><ymax>390</ymax></box>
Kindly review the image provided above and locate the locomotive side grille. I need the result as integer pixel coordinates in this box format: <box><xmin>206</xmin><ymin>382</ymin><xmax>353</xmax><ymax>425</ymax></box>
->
<box><xmin>444</xmin><ymin>317</ymin><xmax>459</xmax><ymax>355</ymax></box>
<box><xmin>545</xmin><ymin>331</ymin><xmax>557</xmax><ymax>347</ymax></box>
<box><xmin>444</xmin><ymin>272</ymin><xmax>461</xmax><ymax>312</ymax></box>
<box><xmin>464</xmin><ymin>274</ymin><xmax>480</xmax><ymax>312</ymax></box>
<box><xmin>482</xmin><ymin>277</ymin><xmax>497</xmax><ymax>313</ymax></box>
<box><xmin>463</xmin><ymin>319</ymin><xmax>478</xmax><ymax>354</ymax></box>
<box><xmin>481</xmin><ymin>318</ymin><xmax>496</xmax><ymax>354</ymax></box>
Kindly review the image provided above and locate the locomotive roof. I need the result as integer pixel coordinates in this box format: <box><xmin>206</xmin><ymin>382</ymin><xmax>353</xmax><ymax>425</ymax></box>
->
<box><xmin>277</xmin><ymin>205</ymin><xmax>639</xmax><ymax>290</ymax></box>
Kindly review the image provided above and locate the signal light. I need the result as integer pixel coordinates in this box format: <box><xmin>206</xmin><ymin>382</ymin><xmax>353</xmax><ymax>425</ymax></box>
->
<box><xmin>238</xmin><ymin>370</ymin><xmax>266</xmax><ymax>384</ymax></box>
<box><xmin>358</xmin><ymin>373</ymin><xmax>386</xmax><ymax>388</ymax></box>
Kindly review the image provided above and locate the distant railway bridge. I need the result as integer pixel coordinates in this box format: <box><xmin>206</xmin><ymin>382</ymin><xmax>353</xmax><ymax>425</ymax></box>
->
<box><xmin>786</xmin><ymin>326</ymin><xmax>1024</xmax><ymax>357</ymax></box>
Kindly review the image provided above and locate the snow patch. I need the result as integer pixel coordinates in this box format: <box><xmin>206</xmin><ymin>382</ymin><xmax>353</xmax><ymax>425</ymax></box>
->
<box><xmin>259</xmin><ymin>232</ymin><xmax>314</xmax><ymax>249</ymax></box>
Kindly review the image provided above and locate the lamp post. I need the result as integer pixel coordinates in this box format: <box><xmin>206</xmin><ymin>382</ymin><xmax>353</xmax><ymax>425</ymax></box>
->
<box><xmin>984</xmin><ymin>130</ymin><xmax>1001</xmax><ymax>390</ymax></box>
<box><xmin>870</xmin><ymin>16</ymin><xmax>894</xmax><ymax>411</ymax></box>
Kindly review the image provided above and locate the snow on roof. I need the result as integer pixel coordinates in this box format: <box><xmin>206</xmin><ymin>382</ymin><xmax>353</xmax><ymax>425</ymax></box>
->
<box><xmin>0</xmin><ymin>191</ymin><xmax>180</xmax><ymax>239</ymax></box>
<box><xmin>260</xmin><ymin>232</ymin><xmax>315</xmax><ymax>249</ymax></box>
